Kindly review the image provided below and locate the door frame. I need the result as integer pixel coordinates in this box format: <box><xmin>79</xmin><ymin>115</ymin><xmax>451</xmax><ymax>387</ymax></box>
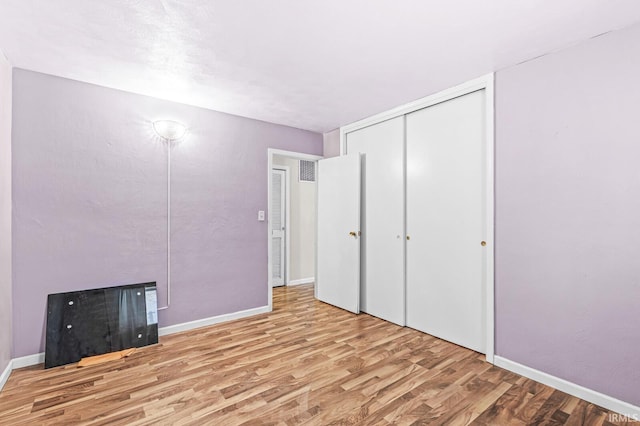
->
<box><xmin>338</xmin><ymin>73</ymin><xmax>495</xmax><ymax>363</ymax></box>
<box><xmin>271</xmin><ymin>165</ymin><xmax>290</xmax><ymax>287</ymax></box>
<box><xmin>267</xmin><ymin>149</ymin><xmax>323</xmax><ymax>310</ymax></box>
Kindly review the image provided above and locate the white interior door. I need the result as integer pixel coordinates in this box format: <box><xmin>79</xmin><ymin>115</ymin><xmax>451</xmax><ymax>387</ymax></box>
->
<box><xmin>316</xmin><ymin>153</ymin><xmax>361</xmax><ymax>313</ymax></box>
<box><xmin>271</xmin><ymin>169</ymin><xmax>286</xmax><ymax>287</ymax></box>
<box><xmin>406</xmin><ymin>90</ymin><xmax>487</xmax><ymax>353</ymax></box>
<box><xmin>346</xmin><ymin>117</ymin><xmax>405</xmax><ymax>325</ymax></box>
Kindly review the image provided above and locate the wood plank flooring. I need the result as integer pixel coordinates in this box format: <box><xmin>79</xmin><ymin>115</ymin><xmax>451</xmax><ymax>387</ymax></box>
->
<box><xmin>0</xmin><ymin>284</ymin><xmax>632</xmax><ymax>425</ymax></box>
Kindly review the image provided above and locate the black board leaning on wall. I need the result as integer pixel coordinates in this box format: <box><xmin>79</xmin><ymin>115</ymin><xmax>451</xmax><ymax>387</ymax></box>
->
<box><xmin>45</xmin><ymin>282</ymin><xmax>159</xmax><ymax>369</ymax></box>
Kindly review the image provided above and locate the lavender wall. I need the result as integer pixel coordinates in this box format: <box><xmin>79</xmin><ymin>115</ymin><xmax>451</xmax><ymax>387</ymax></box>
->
<box><xmin>0</xmin><ymin>51</ymin><xmax>12</xmax><ymax>374</ymax></box>
<box><xmin>11</xmin><ymin>69</ymin><xmax>322</xmax><ymax>357</ymax></box>
<box><xmin>323</xmin><ymin>129</ymin><xmax>340</xmax><ymax>158</ymax></box>
<box><xmin>495</xmin><ymin>24</ymin><xmax>640</xmax><ymax>405</ymax></box>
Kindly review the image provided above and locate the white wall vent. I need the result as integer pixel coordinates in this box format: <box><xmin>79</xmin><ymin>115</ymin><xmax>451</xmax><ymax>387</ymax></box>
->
<box><xmin>299</xmin><ymin>160</ymin><xmax>316</xmax><ymax>182</ymax></box>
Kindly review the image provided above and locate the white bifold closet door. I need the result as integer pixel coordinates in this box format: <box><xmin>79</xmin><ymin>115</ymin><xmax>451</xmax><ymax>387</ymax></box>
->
<box><xmin>406</xmin><ymin>90</ymin><xmax>487</xmax><ymax>353</ymax></box>
<box><xmin>346</xmin><ymin>117</ymin><xmax>405</xmax><ymax>325</ymax></box>
<box><xmin>271</xmin><ymin>169</ymin><xmax>286</xmax><ymax>287</ymax></box>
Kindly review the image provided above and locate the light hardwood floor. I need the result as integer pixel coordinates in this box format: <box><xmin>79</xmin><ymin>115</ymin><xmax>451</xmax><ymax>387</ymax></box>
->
<box><xmin>0</xmin><ymin>284</ymin><xmax>632</xmax><ymax>425</ymax></box>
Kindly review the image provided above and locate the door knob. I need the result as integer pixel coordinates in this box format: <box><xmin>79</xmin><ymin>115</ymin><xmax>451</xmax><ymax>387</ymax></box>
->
<box><xmin>406</xmin><ymin>235</ymin><xmax>411</xmax><ymax>240</ymax></box>
<box><xmin>481</xmin><ymin>241</ymin><xmax>487</xmax><ymax>246</ymax></box>
<box><xmin>349</xmin><ymin>231</ymin><xmax>357</xmax><ymax>237</ymax></box>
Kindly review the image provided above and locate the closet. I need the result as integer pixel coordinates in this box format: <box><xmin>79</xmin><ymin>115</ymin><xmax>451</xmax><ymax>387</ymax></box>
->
<box><xmin>341</xmin><ymin>78</ymin><xmax>492</xmax><ymax>355</ymax></box>
<box><xmin>346</xmin><ymin>117</ymin><xmax>405</xmax><ymax>326</ymax></box>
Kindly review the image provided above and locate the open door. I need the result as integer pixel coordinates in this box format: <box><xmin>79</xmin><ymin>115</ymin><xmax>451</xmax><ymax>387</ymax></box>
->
<box><xmin>316</xmin><ymin>153</ymin><xmax>361</xmax><ymax>314</ymax></box>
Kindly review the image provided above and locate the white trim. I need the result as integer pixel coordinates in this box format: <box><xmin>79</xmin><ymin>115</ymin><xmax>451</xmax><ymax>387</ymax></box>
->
<box><xmin>0</xmin><ymin>360</ymin><xmax>12</xmax><ymax>391</ymax></box>
<box><xmin>287</xmin><ymin>277</ymin><xmax>315</xmax><ymax>286</ymax></box>
<box><xmin>484</xmin><ymin>74</ymin><xmax>495</xmax><ymax>363</ymax></box>
<box><xmin>494</xmin><ymin>356</ymin><xmax>640</xmax><ymax>418</ymax></box>
<box><xmin>158</xmin><ymin>305</ymin><xmax>270</xmax><ymax>336</ymax></box>
<box><xmin>12</xmin><ymin>352</ymin><xmax>45</xmax><ymax>369</ymax></box>
<box><xmin>402</xmin><ymin>115</ymin><xmax>408</xmax><ymax>327</ymax></box>
<box><xmin>267</xmin><ymin>149</ymin><xmax>323</xmax><ymax>311</ymax></box>
<box><xmin>339</xmin><ymin>73</ymin><xmax>495</xmax><ymax>363</ymax></box>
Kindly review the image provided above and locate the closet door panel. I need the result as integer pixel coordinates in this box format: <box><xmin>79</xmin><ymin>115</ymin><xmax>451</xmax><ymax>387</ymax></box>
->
<box><xmin>406</xmin><ymin>90</ymin><xmax>486</xmax><ymax>353</ymax></box>
<box><xmin>346</xmin><ymin>117</ymin><xmax>405</xmax><ymax>326</ymax></box>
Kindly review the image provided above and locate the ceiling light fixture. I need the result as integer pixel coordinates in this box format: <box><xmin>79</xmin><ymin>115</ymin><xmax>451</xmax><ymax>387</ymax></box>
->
<box><xmin>153</xmin><ymin>119</ymin><xmax>187</xmax><ymax>140</ymax></box>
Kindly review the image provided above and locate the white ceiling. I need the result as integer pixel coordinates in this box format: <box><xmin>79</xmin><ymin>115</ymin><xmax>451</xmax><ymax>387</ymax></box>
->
<box><xmin>1</xmin><ymin>1</ymin><xmax>640</xmax><ymax>133</ymax></box>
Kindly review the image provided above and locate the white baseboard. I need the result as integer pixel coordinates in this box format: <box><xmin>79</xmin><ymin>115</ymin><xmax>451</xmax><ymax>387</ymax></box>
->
<box><xmin>494</xmin><ymin>356</ymin><xmax>640</xmax><ymax>418</ymax></box>
<box><xmin>3</xmin><ymin>305</ymin><xmax>271</xmax><ymax>381</ymax></box>
<box><xmin>0</xmin><ymin>360</ymin><xmax>12</xmax><ymax>391</ymax></box>
<box><xmin>287</xmin><ymin>277</ymin><xmax>314</xmax><ymax>286</ymax></box>
<box><xmin>12</xmin><ymin>352</ymin><xmax>45</xmax><ymax>369</ymax></box>
<box><xmin>158</xmin><ymin>305</ymin><xmax>270</xmax><ymax>336</ymax></box>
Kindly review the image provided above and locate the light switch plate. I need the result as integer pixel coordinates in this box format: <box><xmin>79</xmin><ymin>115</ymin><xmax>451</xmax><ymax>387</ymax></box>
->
<box><xmin>258</xmin><ymin>210</ymin><xmax>265</xmax><ymax>221</ymax></box>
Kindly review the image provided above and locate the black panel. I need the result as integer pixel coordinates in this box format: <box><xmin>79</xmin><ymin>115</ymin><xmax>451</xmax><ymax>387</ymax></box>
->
<box><xmin>45</xmin><ymin>282</ymin><xmax>158</xmax><ymax>368</ymax></box>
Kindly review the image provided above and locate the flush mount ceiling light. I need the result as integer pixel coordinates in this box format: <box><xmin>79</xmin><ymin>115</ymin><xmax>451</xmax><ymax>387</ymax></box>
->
<box><xmin>153</xmin><ymin>119</ymin><xmax>187</xmax><ymax>141</ymax></box>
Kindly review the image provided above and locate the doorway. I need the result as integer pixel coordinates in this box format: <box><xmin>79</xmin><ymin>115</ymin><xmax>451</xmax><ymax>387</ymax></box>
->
<box><xmin>267</xmin><ymin>149</ymin><xmax>323</xmax><ymax>309</ymax></box>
